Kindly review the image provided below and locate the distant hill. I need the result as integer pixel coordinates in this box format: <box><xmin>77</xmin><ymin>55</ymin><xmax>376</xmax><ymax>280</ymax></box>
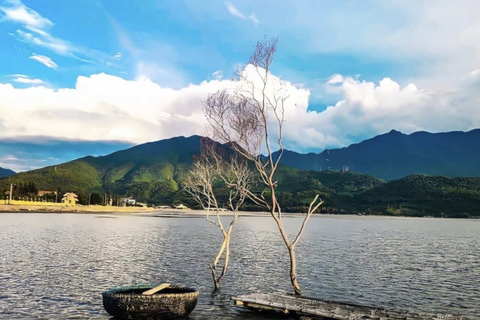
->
<box><xmin>275</xmin><ymin>129</ymin><xmax>480</xmax><ymax>181</ymax></box>
<box><xmin>1</xmin><ymin>133</ymin><xmax>480</xmax><ymax>217</ymax></box>
<box><xmin>0</xmin><ymin>135</ymin><xmax>205</xmax><ymax>205</ymax></box>
<box><xmin>261</xmin><ymin>166</ymin><xmax>385</xmax><ymax>213</ymax></box>
<box><xmin>346</xmin><ymin>174</ymin><xmax>480</xmax><ymax>218</ymax></box>
<box><xmin>0</xmin><ymin>167</ymin><xmax>15</xmax><ymax>178</ymax></box>
<box><xmin>0</xmin><ymin>136</ymin><xmax>382</xmax><ymax>210</ymax></box>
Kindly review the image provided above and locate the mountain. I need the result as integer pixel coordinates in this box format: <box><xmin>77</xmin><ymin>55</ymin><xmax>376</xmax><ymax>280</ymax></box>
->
<box><xmin>0</xmin><ymin>167</ymin><xmax>15</xmax><ymax>178</ymax></box>
<box><xmin>260</xmin><ymin>166</ymin><xmax>385</xmax><ymax>212</ymax></box>
<box><xmin>346</xmin><ymin>174</ymin><xmax>480</xmax><ymax>218</ymax></box>
<box><xmin>1</xmin><ymin>132</ymin><xmax>480</xmax><ymax>217</ymax></box>
<box><xmin>0</xmin><ymin>135</ymin><xmax>383</xmax><ymax>209</ymax></box>
<box><xmin>275</xmin><ymin>129</ymin><xmax>480</xmax><ymax>181</ymax></box>
<box><xmin>0</xmin><ymin>135</ymin><xmax>205</xmax><ymax>204</ymax></box>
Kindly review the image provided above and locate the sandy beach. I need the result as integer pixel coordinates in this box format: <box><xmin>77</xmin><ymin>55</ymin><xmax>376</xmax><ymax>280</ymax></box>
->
<box><xmin>0</xmin><ymin>203</ymin><xmax>272</xmax><ymax>217</ymax></box>
<box><xmin>0</xmin><ymin>204</ymin><xmax>439</xmax><ymax>220</ymax></box>
<box><xmin>0</xmin><ymin>203</ymin><xmax>315</xmax><ymax>218</ymax></box>
<box><xmin>0</xmin><ymin>203</ymin><xmax>155</xmax><ymax>214</ymax></box>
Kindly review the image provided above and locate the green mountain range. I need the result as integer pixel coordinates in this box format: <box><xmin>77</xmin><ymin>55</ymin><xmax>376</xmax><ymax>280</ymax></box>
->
<box><xmin>345</xmin><ymin>174</ymin><xmax>480</xmax><ymax>218</ymax></box>
<box><xmin>274</xmin><ymin>129</ymin><xmax>480</xmax><ymax>181</ymax></box>
<box><xmin>0</xmin><ymin>135</ymin><xmax>203</xmax><ymax>205</ymax></box>
<box><xmin>1</xmin><ymin>132</ymin><xmax>479</xmax><ymax>218</ymax></box>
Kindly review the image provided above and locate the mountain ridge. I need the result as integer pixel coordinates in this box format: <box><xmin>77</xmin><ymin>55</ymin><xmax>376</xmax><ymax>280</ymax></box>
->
<box><xmin>274</xmin><ymin>128</ymin><xmax>480</xmax><ymax>181</ymax></box>
<box><xmin>1</xmin><ymin>130</ymin><xmax>480</xmax><ymax>217</ymax></box>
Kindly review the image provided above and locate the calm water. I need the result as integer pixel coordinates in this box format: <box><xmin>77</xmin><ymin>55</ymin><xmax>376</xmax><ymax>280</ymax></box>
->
<box><xmin>0</xmin><ymin>213</ymin><xmax>479</xmax><ymax>319</ymax></box>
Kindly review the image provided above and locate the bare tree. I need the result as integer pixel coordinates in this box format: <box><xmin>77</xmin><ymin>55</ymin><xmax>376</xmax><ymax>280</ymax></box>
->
<box><xmin>184</xmin><ymin>141</ymin><xmax>253</xmax><ymax>290</ymax></box>
<box><xmin>204</xmin><ymin>37</ymin><xmax>323</xmax><ymax>296</ymax></box>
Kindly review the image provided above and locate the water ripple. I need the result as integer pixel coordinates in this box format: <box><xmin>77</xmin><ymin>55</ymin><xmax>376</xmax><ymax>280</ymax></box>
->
<box><xmin>0</xmin><ymin>214</ymin><xmax>478</xmax><ymax>319</ymax></box>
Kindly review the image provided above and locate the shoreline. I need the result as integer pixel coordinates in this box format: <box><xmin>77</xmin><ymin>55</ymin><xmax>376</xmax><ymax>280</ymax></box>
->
<box><xmin>0</xmin><ymin>204</ymin><xmax>282</xmax><ymax>218</ymax></box>
<box><xmin>0</xmin><ymin>204</ymin><xmax>475</xmax><ymax>220</ymax></box>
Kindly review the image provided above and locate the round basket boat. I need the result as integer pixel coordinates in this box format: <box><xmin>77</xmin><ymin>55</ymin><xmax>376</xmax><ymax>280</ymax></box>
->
<box><xmin>102</xmin><ymin>284</ymin><xmax>199</xmax><ymax>319</ymax></box>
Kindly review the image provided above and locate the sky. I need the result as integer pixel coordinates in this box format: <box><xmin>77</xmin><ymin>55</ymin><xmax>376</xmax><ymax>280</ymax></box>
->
<box><xmin>0</xmin><ymin>0</ymin><xmax>479</xmax><ymax>172</ymax></box>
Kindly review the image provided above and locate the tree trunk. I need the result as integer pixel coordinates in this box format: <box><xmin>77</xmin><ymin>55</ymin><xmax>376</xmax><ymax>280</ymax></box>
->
<box><xmin>288</xmin><ymin>245</ymin><xmax>301</xmax><ymax>296</ymax></box>
<box><xmin>210</xmin><ymin>235</ymin><xmax>227</xmax><ymax>290</ymax></box>
<box><xmin>217</xmin><ymin>232</ymin><xmax>231</xmax><ymax>284</ymax></box>
<box><xmin>210</xmin><ymin>265</ymin><xmax>220</xmax><ymax>291</ymax></box>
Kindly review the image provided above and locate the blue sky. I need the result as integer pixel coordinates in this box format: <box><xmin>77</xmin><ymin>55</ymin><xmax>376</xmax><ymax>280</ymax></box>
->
<box><xmin>0</xmin><ymin>0</ymin><xmax>479</xmax><ymax>171</ymax></box>
<box><xmin>0</xmin><ymin>1</ymin><xmax>420</xmax><ymax>95</ymax></box>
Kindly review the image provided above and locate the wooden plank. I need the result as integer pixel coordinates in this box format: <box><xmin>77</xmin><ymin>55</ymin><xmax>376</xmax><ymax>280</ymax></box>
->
<box><xmin>142</xmin><ymin>283</ymin><xmax>170</xmax><ymax>295</ymax></box>
<box><xmin>231</xmin><ymin>292</ymin><xmax>462</xmax><ymax>320</ymax></box>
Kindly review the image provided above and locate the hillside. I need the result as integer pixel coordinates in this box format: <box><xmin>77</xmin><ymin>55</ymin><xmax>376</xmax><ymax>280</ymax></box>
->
<box><xmin>346</xmin><ymin>174</ymin><xmax>480</xmax><ymax>218</ymax></box>
<box><xmin>0</xmin><ymin>135</ymin><xmax>205</xmax><ymax>204</ymax></box>
<box><xmin>0</xmin><ymin>167</ymin><xmax>15</xmax><ymax>178</ymax></box>
<box><xmin>0</xmin><ymin>136</ymin><xmax>383</xmax><ymax>210</ymax></box>
<box><xmin>257</xmin><ymin>167</ymin><xmax>385</xmax><ymax>213</ymax></box>
<box><xmin>1</xmin><ymin>135</ymin><xmax>479</xmax><ymax>217</ymax></box>
<box><xmin>275</xmin><ymin>129</ymin><xmax>480</xmax><ymax>181</ymax></box>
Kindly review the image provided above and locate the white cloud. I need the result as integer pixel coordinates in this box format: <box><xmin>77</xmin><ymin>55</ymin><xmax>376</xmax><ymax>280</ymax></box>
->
<box><xmin>0</xmin><ymin>153</ymin><xmax>44</xmax><ymax>172</ymax></box>
<box><xmin>225</xmin><ymin>2</ymin><xmax>259</xmax><ymax>26</ymax></box>
<box><xmin>313</xmin><ymin>73</ymin><xmax>480</xmax><ymax>148</ymax></box>
<box><xmin>0</xmin><ymin>0</ymin><xmax>53</xmax><ymax>29</ymax></box>
<box><xmin>114</xmin><ymin>52</ymin><xmax>122</xmax><ymax>60</ymax></box>
<box><xmin>15</xmin><ymin>28</ymin><xmax>72</xmax><ymax>56</ymax></box>
<box><xmin>212</xmin><ymin>70</ymin><xmax>223</xmax><ymax>80</ymax></box>
<box><xmin>2</xmin><ymin>1</ymin><xmax>72</xmax><ymax>56</ymax></box>
<box><xmin>465</xmin><ymin>69</ymin><xmax>480</xmax><ymax>83</ymax></box>
<box><xmin>327</xmin><ymin>74</ymin><xmax>343</xmax><ymax>84</ymax></box>
<box><xmin>241</xmin><ymin>1</ymin><xmax>480</xmax><ymax>88</ymax></box>
<box><xmin>1</xmin><ymin>1</ymin><xmax>113</xmax><ymax>66</ymax></box>
<box><xmin>0</xmin><ymin>73</ymin><xmax>219</xmax><ymax>144</ymax></box>
<box><xmin>11</xmin><ymin>74</ymin><xmax>43</xmax><ymax>84</ymax></box>
<box><xmin>248</xmin><ymin>13</ymin><xmax>259</xmax><ymax>27</ymax></box>
<box><xmin>0</xmin><ymin>67</ymin><xmax>478</xmax><ymax>153</ymax></box>
<box><xmin>1</xmin><ymin>155</ymin><xmax>19</xmax><ymax>161</ymax></box>
<box><xmin>30</xmin><ymin>53</ymin><xmax>58</xmax><ymax>69</ymax></box>
<box><xmin>0</xmin><ymin>154</ymin><xmax>23</xmax><ymax>172</ymax></box>
<box><xmin>70</xmin><ymin>53</ymin><xmax>92</xmax><ymax>63</ymax></box>
<box><xmin>226</xmin><ymin>2</ymin><xmax>246</xmax><ymax>20</ymax></box>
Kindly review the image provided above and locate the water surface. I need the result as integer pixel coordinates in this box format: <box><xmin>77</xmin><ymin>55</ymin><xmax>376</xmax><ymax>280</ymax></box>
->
<box><xmin>0</xmin><ymin>213</ymin><xmax>478</xmax><ymax>319</ymax></box>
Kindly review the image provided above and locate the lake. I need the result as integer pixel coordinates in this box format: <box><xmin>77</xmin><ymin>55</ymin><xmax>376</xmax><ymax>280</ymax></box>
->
<box><xmin>0</xmin><ymin>213</ymin><xmax>478</xmax><ymax>319</ymax></box>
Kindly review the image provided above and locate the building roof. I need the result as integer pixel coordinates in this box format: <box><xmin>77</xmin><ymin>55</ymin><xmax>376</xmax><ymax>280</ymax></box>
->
<box><xmin>62</xmin><ymin>192</ymin><xmax>78</xmax><ymax>199</ymax></box>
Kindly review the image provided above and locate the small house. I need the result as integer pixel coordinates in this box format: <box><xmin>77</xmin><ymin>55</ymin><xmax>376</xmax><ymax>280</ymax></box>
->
<box><xmin>121</xmin><ymin>197</ymin><xmax>136</xmax><ymax>206</ymax></box>
<box><xmin>62</xmin><ymin>192</ymin><xmax>78</xmax><ymax>207</ymax></box>
<box><xmin>38</xmin><ymin>190</ymin><xmax>55</xmax><ymax>196</ymax></box>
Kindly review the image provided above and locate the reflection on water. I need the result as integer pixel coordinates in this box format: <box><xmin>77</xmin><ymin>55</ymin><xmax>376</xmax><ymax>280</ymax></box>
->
<box><xmin>0</xmin><ymin>214</ymin><xmax>478</xmax><ymax>319</ymax></box>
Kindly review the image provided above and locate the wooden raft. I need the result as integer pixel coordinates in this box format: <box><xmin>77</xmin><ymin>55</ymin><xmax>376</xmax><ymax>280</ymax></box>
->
<box><xmin>231</xmin><ymin>292</ymin><xmax>462</xmax><ymax>320</ymax></box>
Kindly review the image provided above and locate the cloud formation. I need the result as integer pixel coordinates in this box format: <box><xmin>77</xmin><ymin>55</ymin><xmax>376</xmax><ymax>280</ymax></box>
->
<box><xmin>0</xmin><ymin>0</ymin><xmax>53</xmax><ymax>29</ymax></box>
<box><xmin>30</xmin><ymin>53</ymin><xmax>58</xmax><ymax>69</ymax></box>
<box><xmin>1</xmin><ymin>67</ymin><xmax>479</xmax><ymax>154</ymax></box>
<box><xmin>212</xmin><ymin>70</ymin><xmax>223</xmax><ymax>80</ymax></box>
<box><xmin>1</xmin><ymin>0</ymin><xmax>112</xmax><ymax>66</ymax></box>
<box><xmin>1</xmin><ymin>0</ymin><xmax>72</xmax><ymax>56</ymax></box>
<box><xmin>241</xmin><ymin>1</ymin><xmax>480</xmax><ymax>88</ymax></box>
<box><xmin>225</xmin><ymin>2</ymin><xmax>259</xmax><ymax>27</ymax></box>
<box><xmin>10</xmin><ymin>74</ymin><xmax>43</xmax><ymax>84</ymax></box>
<box><xmin>0</xmin><ymin>140</ymin><xmax>132</xmax><ymax>172</ymax></box>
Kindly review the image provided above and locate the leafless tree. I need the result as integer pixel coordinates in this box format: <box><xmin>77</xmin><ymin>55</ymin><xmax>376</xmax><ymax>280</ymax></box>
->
<box><xmin>204</xmin><ymin>37</ymin><xmax>324</xmax><ymax>296</ymax></box>
<box><xmin>184</xmin><ymin>141</ymin><xmax>253</xmax><ymax>290</ymax></box>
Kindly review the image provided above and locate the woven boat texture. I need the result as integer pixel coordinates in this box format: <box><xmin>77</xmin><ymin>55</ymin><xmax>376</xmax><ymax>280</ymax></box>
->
<box><xmin>102</xmin><ymin>284</ymin><xmax>199</xmax><ymax>319</ymax></box>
